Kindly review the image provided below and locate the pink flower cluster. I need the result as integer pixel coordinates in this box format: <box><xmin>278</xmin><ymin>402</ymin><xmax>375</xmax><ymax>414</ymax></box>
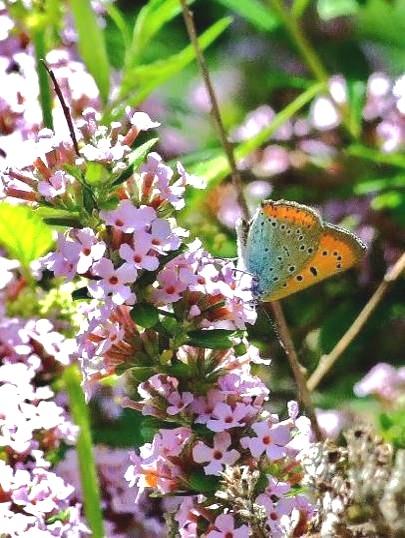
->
<box><xmin>0</xmin><ymin>268</ymin><xmax>88</xmax><ymax>535</ymax></box>
<box><xmin>4</xmin><ymin>103</ymin><xmax>315</xmax><ymax>534</ymax></box>
<box><xmin>354</xmin><ymin>362</ymin><xmax>405</xmax><ymax>402</ymax></box>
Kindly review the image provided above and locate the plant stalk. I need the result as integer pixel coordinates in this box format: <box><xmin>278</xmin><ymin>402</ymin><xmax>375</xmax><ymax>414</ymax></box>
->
<box><xmin>64</xmin><ymin>364</ymin><xmax>104</xmax><ymax>538</ymax></box>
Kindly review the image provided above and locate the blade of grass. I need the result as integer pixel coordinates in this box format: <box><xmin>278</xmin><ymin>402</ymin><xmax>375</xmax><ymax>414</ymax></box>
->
<box><xmin>346</xmin><ymin>144</ymin><xmax>405</xmax><ymax>168</ymax></box>
<box><xmin>126</xmin><ymin>0</ymin><xmax>196</xmax><ymax>68</ymax></box>
<box><xmin>32</xmin><ymin>31</ymin><xmax>53</xmax><ymax>129</ymax></box>
<box><xmin>64</xmin><ymin>364</ymin><xmax>104</xmax><ymax>538</ymax></box>
<box><xmin>213</xmin><ymin>0</ymin><xmax>279</xmax><ymax>31</ymax></box>
<box><xmin>105</xmin><ymin>2</ymin><xmax>131</xmax><ymax>50</ymax></box>
<box><xmin>69</xmin><ymin>0</ymin><xmax>110</xmax><ymax>103</ymax></box>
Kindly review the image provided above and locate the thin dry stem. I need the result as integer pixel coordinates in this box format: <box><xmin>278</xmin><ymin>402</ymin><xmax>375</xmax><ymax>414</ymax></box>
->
<box><xmin>41</xmin><ymin>59</ymin><xmax>80</xmax><ymax>156</ymax></box>
<box><xmin>179</xmin><ymin>0</ymin><xmax>249</xmax><ymax>220</ymax></box>
<box><xmin>267</xmin><ymin>302</ymin><xmax>323</xmax><ymax>441</ymax></box>
<box><xmin>308</xmin><ymin>252</ymin><xmax>405</xmax><ymax>391</ymax></box>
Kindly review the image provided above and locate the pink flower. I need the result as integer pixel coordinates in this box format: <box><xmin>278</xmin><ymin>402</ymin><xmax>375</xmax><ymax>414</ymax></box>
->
<box><xmin>42</xmin><ymin>233</ymin><xmax>81</xmax><ymax>280</ymax></box>
<box><xmin>192</xmin><ymin>390</ymin><xmax>224</xmax><ymax>424</ymax></box>
<box><xmin>166</xmin><ymin>391</ymin><xmax>193</xmax><ymax>415</ymax></box>
<box><xmin>206</xmin><ymin>402</ymin><xmax>249</xmax><ymax>432</ymax></box>
<box><xmin>37</xmin><ymin>170</ymin><xmax>71</xmax><ymax>199</ymax></box>
<box><xmin>207</xmin><ymin>514</ymin><xmax>250</xmax><ymax>538</ymax></box>
<box><xmin>70</xmin><ymin>227</ymin><xmax>106</xmax><ymax>274</ymax></box>
<box><xmin>119</xmin><ymin>232</ymin><xmax>159</xmax><ymax>271</ymax></box>
<box><xmin>148</xmin><ymin>218</ymin><xmax>181</xmax><ymax>253</ymax></box>
<box><xmin>152</xmin><ymin>269</ymin><xmax>188</xmax><ymax>304</ymax></box>
<box><xmin>241</xmin><ymin>421</ymin><xmax>290</xmax><ymax>460</ymax></box>
<box><xmin>192</xmin><ymin>432</ymin><xmax>240</xmax><ymax>475</ymax></box>
<box><xmin>354</xmin><ymin>362</ymin><xmax>405</xmax><ymax>401</ymax></box>
<box><xmin>88</xmin><ymin>258</ymin><xmax>137</xmax><ymax>305</ymax></box>
<box><xmin>100</xmin><ymin>199</ymin><xmax>156</xmax><ymax>233</ymax></box>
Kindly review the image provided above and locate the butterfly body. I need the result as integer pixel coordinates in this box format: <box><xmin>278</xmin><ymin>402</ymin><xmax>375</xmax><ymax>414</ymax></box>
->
<box><xmin>238</xmin><ymin>199</ymin><xmax>366</xmax><ymax>301</ymax></box>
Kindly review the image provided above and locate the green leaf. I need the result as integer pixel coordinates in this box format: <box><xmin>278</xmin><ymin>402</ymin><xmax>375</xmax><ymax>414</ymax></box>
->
<box><xmin>347</xmin><ymin>79</ymin><xmax>366</xmax><ymax>139</ymax></box>
<box><xmin>113</xmin><ymin>138</ymin><xmax>159</xmax><ymax>186</ymax></box>
<box><xmin>105</xmin><ymin>2</ymin><xmax>131</xmax><ymax>50</ymax></box>
<box><xmin>346</xmin><ymin>144</ymin><xmax>405</xmax><ymax>168</ymax></box>
<box><xmin>371</xmin><ymin>190</ymin><xmax>404</xmax><ymax>211</ymax></box>
<box><xmin>213</xmin><ymin>0</ymin><xmax>279</xmax><ymax>31</ymax></box>
<box><xmin>120</xmin><ymin>17</ymin><xmax>232</xmax><ymax>106</ymax></box>
<box><xmin>317</xmin><ymin>0</ymin><xmax>359</xmax><ymax>21</ymax></box>
<box><xmin>126</xmin><ymin>0</ymin><xmax>195</xmax><ymax>68</ymax></box>
<box><xmin>0</xmin><ymin>203</ymin><xmax>53</xmax><ymax>269</ymax></box>
<box><xmin>72</xmin><ymin>287</ymin><xmax>91</xmax><ymax>300</ymax></box>
<box><xmin>127</xmin><ymin>366</ymin><xmax>157</xmax><ymax>381</ymax></box>
<box><xmin>188</xmin><ymin>470</ymin><xmax>218</xmax><ymax>494</ymax></box>
<box><xmin>130</xmin><ymin>303</ymin><xmax>160</xmax><ymax>328</ymax></box>
<box><xmin>32</xmin><ymin>31</ymin><xmax>53</xmax><ymax>129</ymax></box>
<box><xmin>353</xmin><ymin>175</ymin><xmax>405</xmax><ymax>195</ymax></box>
<box><xmin>187</xmin><ymin>329</ymin><xmax>240</xmax><ymax>349</ymax></box>
<box><xmin>68</xmin><ymin>0</ymin><xmax>110</xmax><ymax>103</ymax></box>
<box><xmin>63</xmin><ymin>365</ymin><xmax>104</xmax><ymax>538</ymax></box>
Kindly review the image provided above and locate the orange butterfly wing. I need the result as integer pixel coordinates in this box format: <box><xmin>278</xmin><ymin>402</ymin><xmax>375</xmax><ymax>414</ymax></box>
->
<box><xmin>268</xmin><ymin>223</ymin><xmax>366</xmax><ymax>301</ymax></box>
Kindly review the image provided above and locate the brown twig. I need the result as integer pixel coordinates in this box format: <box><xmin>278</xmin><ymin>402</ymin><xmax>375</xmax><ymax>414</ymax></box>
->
<box><xmin>40</xmin><ymin>59</ymin><xmax>80</xmax><ymax>156</ymax></box>
<box><xmin>179</xmin><ymin>0</ymin><xmax>249</xmax><ymax>220</ymax></box>
<box><xmin>308</xmin><ymin>252</ymin><xmax>405</xmax><ymax>391</ymax></box>
<box><xmin>266</xmin><ymin>302</ymin><xmax>323</xmax><ymax>441</ymax></box>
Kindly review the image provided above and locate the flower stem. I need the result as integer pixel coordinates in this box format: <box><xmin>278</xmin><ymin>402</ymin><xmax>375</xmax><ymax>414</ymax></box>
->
<box><xmin>32</xmin><ymin>31</ymin><xmax>53</xmax><ymax>130</ymax></box>
<box><xmin>179</xmin><ymin>0</ymin><xmax>250</xmax><ymax>221</ymax></box>
<box><xmin>267</xmin><ymin>0</ymin><xmax>328</xmax><ymax>84</ymax></box>
<box><xmin>63</xmin><ymin>364</ymin><xmax>104</xmax><ymax>538</ymax></box>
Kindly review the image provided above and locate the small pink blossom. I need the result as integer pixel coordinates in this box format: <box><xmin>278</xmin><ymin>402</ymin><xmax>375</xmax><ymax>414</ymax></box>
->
<box><xmin>100</xmin><ymin>199</ymin><xmax>156</xmax><ymax>233</ymax></box>
<box><xmin>152</xmin><ymin>268</ymin><xmax>188</xmax><ymax>304</ymax></box>
<box><xmin>192</xmin><ymin>432</ymin><xmax>240</xmax><ymax>475</ymax></box>
<box><xmin>207</xmin><ymin>513</ymin><xmax>250</xmax><ymax>538</ymax></box>
<box><xmin>166</xmin><ymin>391</ymin><xmax>193</xmax><ymax>415</ymax></box>
<box><xmin>70</xmin><ymin>227</ymin><xmax>106</xmax><ymax>274</ymax></box>
<box><xmin>206</xmin><ymin>402</ymin><xmax>249</xmax><ymax>432</ymax></box>
<box><xmin>37</xmin><ymin>170</ymin><xmax>71</xmax><ymax>199</ymax></box>
<box><xmin>88</xmin><ymin>258</ymin><xmax>137</xmax><ymax>305</ymax></box>
<box><xmin>119</xmin><ymin>232</ymin><xmax>159</xmax><ymax>271</ymax></box>
<box><xmin>241</xmin><ymin>421</ymin><xmax>291</xmax><ymax>460</ymax></box>
<box><xmin>148</xmin><ymin>218</ymin><xmax>181</xmax><ymax>253</ymax></box>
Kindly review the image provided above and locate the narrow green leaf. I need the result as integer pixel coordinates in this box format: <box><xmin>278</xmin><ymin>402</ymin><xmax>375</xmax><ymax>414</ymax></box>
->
<box><xmin>347</xmin><ymin>79</ymin><xmax>366</xmax><ymax>139</ymax></box>
<box><xmin>126</xmin><ymin>0</ymin><xmax>195</xmax><ymax>68</ymax></box>
<box><xmin>68</xmin><ymin>0</ymin><xmax>110</xmax><ymax>103</ymax></box>
<box><xmin>120</xmin><ymin>17</ymin><xmax>232</xmax><ymax>106</ymax></box>
<box><xmin>0</xmin><ymin>204</ymin><xmax>53</xmax><ymax>269</ymax></box>
<box><xmin>63</xmin><ymin>364</ymin><xmax>104</xmax><ymax>538</ymax></box>
<box><xmin>346</xmin><ymin>144</ymin><xmax>405</xmax><ymax>168</ymax></box>
<box><xmin>213</xmin><ymin>0</ymin><xmax>279</xmax><ymax>31</ymax></box>
<box><xmin>317</xmin><ymin>0</ymin><xmax>359</xmax><ymax>21</ymax></box>
<box><xmin>105</xmin><ymin>2</ymin><xmax>131</xmax><ymax>50</ymax></box>
<box><xmin>187</xmin><ymin>329</ymin><xmax>239</xmax><ymax>349</ymax></box>
<box><xmin>32</xmin><ymin>31</ymin><xmax>53</xmax><ymax>129</ymax></box>
<box><xmin>354</xmin><ymin>175</ymin><xmax>405</xmax><ymax>195</ymax></box>
<box><xmin>113</xmin><ymin>138</ymin><xmax>159</xmax><ymax>185</ymax></box>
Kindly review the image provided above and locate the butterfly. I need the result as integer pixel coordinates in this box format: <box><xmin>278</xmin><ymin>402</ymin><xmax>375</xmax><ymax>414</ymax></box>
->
<box><xmin>237</xmin><ymin>199</ymin><xmax>367</xmax><ymax>301</ymax></box>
